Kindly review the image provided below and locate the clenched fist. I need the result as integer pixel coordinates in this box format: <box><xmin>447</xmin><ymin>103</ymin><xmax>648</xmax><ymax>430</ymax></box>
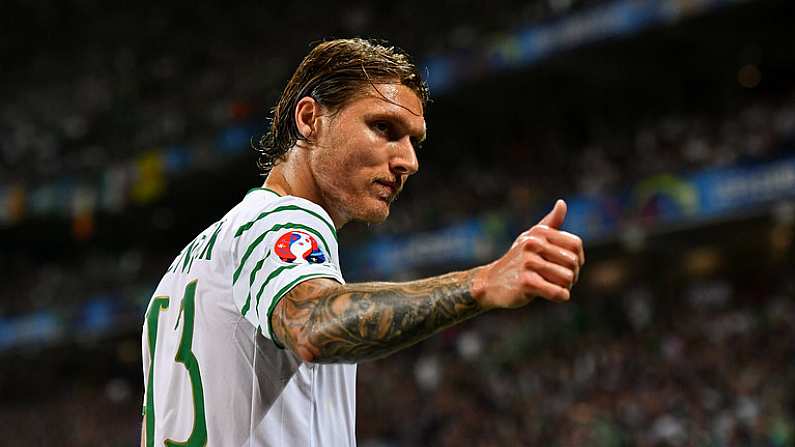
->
<box><xmin>471</xmin><ymin>199</ymin><xmax>585</xmax><ymax>309</ymax></box>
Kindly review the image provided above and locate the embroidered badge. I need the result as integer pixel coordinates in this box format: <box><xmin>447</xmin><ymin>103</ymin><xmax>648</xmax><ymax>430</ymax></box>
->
<box><xmin>274</xmin><ymin>230</ymin><xmax>327</xmax><ymax>264</ymax></box>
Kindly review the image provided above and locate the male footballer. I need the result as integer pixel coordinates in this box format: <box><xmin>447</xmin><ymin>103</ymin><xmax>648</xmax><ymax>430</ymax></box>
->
<box><xmin>142</xmin><ymin>38</ymin><xmax>584</xmax><ymax>446</ymax></box>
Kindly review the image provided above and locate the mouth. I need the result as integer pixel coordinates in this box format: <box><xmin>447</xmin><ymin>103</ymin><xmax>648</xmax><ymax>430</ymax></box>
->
<box><xmin>373</xmin><ymin>178</ymin><xmax>401</xmax><ymax>203</ymax></box>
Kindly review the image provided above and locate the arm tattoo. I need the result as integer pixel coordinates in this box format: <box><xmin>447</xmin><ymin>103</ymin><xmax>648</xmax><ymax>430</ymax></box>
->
<box><xmin>273</xmin><ymin>270</ymin><xmax>484</xmax><ymax>363</ymax></box>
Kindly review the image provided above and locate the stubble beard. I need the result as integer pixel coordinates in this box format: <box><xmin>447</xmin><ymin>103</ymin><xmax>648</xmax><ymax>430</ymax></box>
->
<box><xmin>319</xmin><ymin>181</ymin><xmax>391</xmax><ymax>226</ymax></box>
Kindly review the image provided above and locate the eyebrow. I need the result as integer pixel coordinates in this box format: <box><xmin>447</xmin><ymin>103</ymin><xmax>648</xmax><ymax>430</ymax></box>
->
<box><xmin>364</xmin><ymin>110</ymin><xmax>427</xmax><ymax>143</ymax></box>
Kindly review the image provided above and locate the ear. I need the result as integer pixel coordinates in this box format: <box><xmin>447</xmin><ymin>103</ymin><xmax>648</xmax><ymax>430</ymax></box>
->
<box><xmin>295</xmin><ymin>96</ymin><xmax>319</xmax><ymax>141</ymax></box>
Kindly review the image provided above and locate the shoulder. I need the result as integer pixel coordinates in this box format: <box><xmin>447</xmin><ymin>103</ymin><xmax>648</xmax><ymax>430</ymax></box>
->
<box><xmin>235</xmin><ymin>189</ymin><xmax>337</xmax><ymax>241</ymax></box>
<box><xmin>229</xmin><ymin>189</ymin><xmax>341</xmax><ymax>271</ymax></box>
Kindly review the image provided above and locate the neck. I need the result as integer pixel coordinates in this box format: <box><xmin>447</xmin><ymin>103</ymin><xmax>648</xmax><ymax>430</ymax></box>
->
<box><xmin>262</xmin><ymin>148</ymin><xmax>347</xmax><ymax>229</ymax></box>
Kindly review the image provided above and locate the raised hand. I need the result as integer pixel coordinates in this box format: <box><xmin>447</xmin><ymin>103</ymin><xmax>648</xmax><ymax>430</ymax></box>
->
<box><xmin>472</xmin><ymin>199</ymin><xmax>585</xmax><ymax>309</ymax></box>
<box><xmin>273</xmin><ymin>200</ymin><xmax>585</xmax><ymax>363</ymax></box>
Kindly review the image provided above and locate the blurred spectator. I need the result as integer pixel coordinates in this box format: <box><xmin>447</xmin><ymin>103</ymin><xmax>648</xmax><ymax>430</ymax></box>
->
<box><xmin>2</xmin><ymin>1</ymin><xmax>795</xmax><ymax>445</ymax></box>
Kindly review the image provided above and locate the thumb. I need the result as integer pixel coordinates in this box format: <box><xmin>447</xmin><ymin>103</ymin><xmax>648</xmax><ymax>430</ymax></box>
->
<box><xmin>538</xmin><ymin>199</ymin><xmax>567</xmax><ymax>229</ymax></box>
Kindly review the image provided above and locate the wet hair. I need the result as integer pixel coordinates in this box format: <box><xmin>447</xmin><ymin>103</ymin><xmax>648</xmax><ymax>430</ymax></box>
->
<box><xmin>254</xmin><ymin>38</ymin><xmax>429</xmax><ymax>176</ymax></box>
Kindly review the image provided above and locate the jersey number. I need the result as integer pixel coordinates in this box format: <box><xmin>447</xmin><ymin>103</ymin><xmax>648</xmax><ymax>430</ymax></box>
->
<box><xmin>145</xmin><ymin>280</ymin><xmax>208</xmax><ymax>447</ymax></box>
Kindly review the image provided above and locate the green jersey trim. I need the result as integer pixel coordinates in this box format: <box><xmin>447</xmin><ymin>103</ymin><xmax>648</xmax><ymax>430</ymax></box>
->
<box><xmin>241</xmin><ymin>250</ymin><xmax>269</xmax><ymax>317</ymax></box>
<box><xmin>253</xmin><ymin>264</ymin><xmax>299</xmax><ymax>319</ymax></box>
<box><xmin>233</xmin><ymin>222</ymin><xmax>331</xmax><ymax>284</ymax></box>
<box><xmin>266</xmin><ymin>273</ymin><xmax>339</xmax><ymax>349</ymax></box>
<box><xmin>234</xmin><ymin>204</ymin><xmax>338</xmax><ymax>241</ymax></box>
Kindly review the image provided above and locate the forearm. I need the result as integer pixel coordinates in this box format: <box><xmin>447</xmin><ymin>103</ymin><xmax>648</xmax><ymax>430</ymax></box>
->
<box><xmin>274</xmin><ymin>269</ymin><xmax>485</xmax><ymax>363</ymax></box>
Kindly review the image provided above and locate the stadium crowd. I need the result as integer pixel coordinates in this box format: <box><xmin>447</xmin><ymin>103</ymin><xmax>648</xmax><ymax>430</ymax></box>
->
<box><xmin>2</xmin><ymin>85</ymin><xmax>794</xmax><ymax>319</ymax></box>
<box><xmin>2</xmin><ymin>1</ymin><xmax>794</xmax><ymax>445</ymax></box>
<box><xmin>380</xmin><ymin>89</ymin><xmax>795</xmax><ymax>234</ymax></box>
<box><xmin>355</xmin><ymin>262</ymin><xmax>795</xmax><ymax>446</ymax></box>
<box><xmin>1</xmin><ymin>0</ymin><xmax>603</xmax><ymax>185</ymax></box>
<box><xmin>0</xmin><ymin>258</ymin><xmax>791</xmax><ymax>446</ymax></box>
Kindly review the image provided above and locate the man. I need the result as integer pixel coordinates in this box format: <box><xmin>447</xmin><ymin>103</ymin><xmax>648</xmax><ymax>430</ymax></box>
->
<box><xmin>142</xmin><ymin>38</ymin><xmax>584</xmax><ymax>446</ymax></box>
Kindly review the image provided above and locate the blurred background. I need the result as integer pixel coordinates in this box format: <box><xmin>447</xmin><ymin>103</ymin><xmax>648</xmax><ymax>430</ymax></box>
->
<box><xmin>2</xmin><ymin>0</ymin><xmax>794</xmax><ymax>445</ymax></box>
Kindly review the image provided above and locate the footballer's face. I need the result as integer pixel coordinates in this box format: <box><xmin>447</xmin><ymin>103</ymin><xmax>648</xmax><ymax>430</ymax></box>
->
<box><xmin>309</xmin><ymin>83</ymin><xmax>425</xmax><ymax>225</ymax></box>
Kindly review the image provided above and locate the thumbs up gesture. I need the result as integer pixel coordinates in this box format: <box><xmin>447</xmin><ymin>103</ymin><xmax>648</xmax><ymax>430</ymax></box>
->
<box><xmin>471</xmin><ymin>200</ymin><xmax>585</xmax><ymax>309</ymax></box>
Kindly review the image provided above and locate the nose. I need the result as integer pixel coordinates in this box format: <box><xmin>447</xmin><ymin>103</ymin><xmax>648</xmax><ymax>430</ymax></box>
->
<box><xmin>390</xmin><ymin>137</ymin><xmax>419</xmax><ymax>177</ymax></box>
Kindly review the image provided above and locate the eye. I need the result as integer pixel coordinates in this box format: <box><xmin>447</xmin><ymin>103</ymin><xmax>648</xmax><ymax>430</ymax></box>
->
<box><xmin>372</xmin><ymin>121</ymin><xmax>391</xmax><ymax>136</ymax></box>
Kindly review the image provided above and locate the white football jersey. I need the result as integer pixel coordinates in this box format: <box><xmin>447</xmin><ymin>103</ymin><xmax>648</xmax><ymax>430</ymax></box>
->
<box><xmin>142</xmin><ymin>188</ymin><xmax>357</xmax><ymax>447</ymax></box>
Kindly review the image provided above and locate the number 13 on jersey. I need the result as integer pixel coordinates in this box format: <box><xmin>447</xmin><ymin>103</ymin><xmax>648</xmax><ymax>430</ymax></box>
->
<box><xmin>144</xmin><ymin>280</ymin><xmax>208</xmax><ymax>447</ymax></box>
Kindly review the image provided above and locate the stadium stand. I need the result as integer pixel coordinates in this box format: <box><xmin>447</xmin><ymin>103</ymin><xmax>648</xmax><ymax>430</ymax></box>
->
<box><xmin>2</xmin><ymin>0</ymin><xmax>794</xmax><ymax>445</ymax></box>
<box><xmin>2</xmin><ymin>85</ymin><xmax>794</xmax><ymax>317</ymax></box>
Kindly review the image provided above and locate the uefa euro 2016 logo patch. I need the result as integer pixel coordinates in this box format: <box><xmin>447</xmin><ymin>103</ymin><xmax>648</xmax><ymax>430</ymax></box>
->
<box><xmin>274</xmin><ymin>230</ymin><xmax>327</xmax><ymax>264</ymax></box>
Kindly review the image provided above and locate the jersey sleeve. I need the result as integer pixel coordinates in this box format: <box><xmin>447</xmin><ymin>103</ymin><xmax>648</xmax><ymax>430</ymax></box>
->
<box><xmin>230</xmin><ymin>196</ymin><xmax>343</xmax><ymax>346</ymax></box>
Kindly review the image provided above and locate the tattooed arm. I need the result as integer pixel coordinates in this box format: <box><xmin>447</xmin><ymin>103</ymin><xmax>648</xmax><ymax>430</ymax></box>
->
<box><xmin>271</xmin><ymin>200</ymin><xmax>585</xmax><ymax>364</ymax></box>
<box><xmin>272</xmin><ymin>270</ymin><xmax>485</xmax><ymax>363</ymax></box>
